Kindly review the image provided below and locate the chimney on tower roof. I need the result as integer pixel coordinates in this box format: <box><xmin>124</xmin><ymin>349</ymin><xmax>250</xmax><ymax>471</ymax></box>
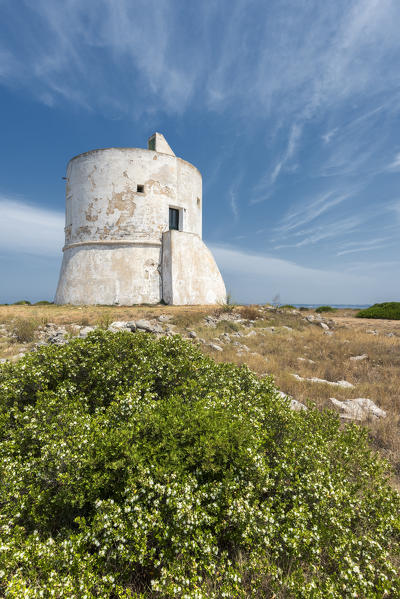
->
<box><xmin>147</xmin><ymin>132</ymin><xmax>175</xmax><ymax>156</ymax></box>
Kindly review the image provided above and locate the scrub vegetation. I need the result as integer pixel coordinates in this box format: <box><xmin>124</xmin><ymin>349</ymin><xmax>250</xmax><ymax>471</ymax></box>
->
<box><xmin>315</xmin><ymin>306</ymin><xmax>336</xmax><ymax>313</ymax></box>
<box><xmin>1</xmin><ymin>331</ymin><xmax>399</xmax><ymax>598</ymax></box>
<box><xmin>357</xmin><ymin>302</ymin><xmax>400</xmax><ymax>320</ymax></box>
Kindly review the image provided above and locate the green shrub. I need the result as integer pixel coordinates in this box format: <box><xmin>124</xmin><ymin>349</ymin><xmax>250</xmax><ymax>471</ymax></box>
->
<box><xmin>357</xmin><ymin>302</ymin><xmax>400</xmax><ymax>320</ymax></box>
<box><xmin>280</xmin><ymin>304</ymin><xmax>295</xmax><ymax>310</ymax></box>
<box><xmin>33</xmin><ymin>300</ymin><xmax>54</xmax><ymax>306</ymax></box>
<box><xmin>12</xmin><ymin>299</ymin><xmax>31</xmax><ymax>305</ymax></box>
<box><xmin>0</xmin><ymin>331</ymin><xmax>399</xmax><ymax>598</ymax></box>
<box><xmin>315</xmin><ymin>305</ymin><xmax>337</xmax><ymax>313</ymax></box>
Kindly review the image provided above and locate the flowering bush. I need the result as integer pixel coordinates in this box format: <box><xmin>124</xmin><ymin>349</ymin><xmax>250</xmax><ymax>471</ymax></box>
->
<box><xmin>0</xmin><ymin>331</ymin><xmax>399</xmax><ymax>598</ymax></box>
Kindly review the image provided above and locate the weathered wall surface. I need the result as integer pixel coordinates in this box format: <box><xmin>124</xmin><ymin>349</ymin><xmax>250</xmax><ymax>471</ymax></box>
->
<box><xmin>64</xmin><ymin>147</ymin><xmax>202</xmax><ymax>247</ymax></box>
<box><xmin>55</xmin><ymin>141</ymin><xmax>226</xmax><ymax>306</ymax></box>
<box><xmin>55</xmin><ymin>243</ymin><xmax>161</xmax><ymax>305</ymax></box>
<box><xmin>162</xmin><ymin>231</ymin><xmax>226</xmax><ymax>305</ymax></box>
<box><xmin>56</xmin><ymin>147</ymin><xmax>202</xmax><ymax>305</ymax></box>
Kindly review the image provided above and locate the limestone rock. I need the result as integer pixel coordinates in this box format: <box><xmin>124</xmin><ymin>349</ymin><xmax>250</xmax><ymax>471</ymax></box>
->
<box><xmin>246</xmin><ymin>330</ymin><xmax>257</xmax><ymax>337</ymax></box>
<box><xmin>297</xmin><ymin>357</ymin><xmax>316</xmax><ymax>364</ymax></box>
<box><xmin>135</xmin><ymin>320</ymin><xmax>153</xmax><ymax>332</ymax></box>
<box><xmin>319</xmin><ymin>322</ymin><xmax>329</xmax><ymax>330</ymax></box>
<box><xmin>209</xmin><ymin>343</ymin><xmax>223</xmax><ymax>351</ymax></box>
<box><xmin>48</xmin><ymin>328</ymin><xmax>68</xmax><ymax>344</ymax></box>
<box><xmin>290</xmin><ymin>399</ymin><xmax>308</xmax><ymax>412</ymax></box>
<box><xmin>349</xmin><ymin>354</ymin><xmax>368</xmax><ymax>362</ymax></box>
<box><xmin>330</xmin><ymin>397</ymin><xmax>386</xmax><ymax>421</ymax></box>
<box><xmin>277</xmin><ymin>390</ymin><xmax>307</xmax><ymax>412</ymax></box>
<box><xmin>292</xmin><ymin>374</ymin><xmax>354</xmax><ymax>388</ymax></box>
<box><xmin>188</xmin><ymin>331</ymin><xmax>197</xmax><ymax>338</ymax></box>
<box><xmin>219</xmin><ymin>333</ymin><xmax>231</xmax><ymax>342</ymax></box>
<box><xmin>158</xmin><ymin>314</ymin><xmax>172</xmax><ymax>323</ymax></box>
<box><xmin>108</xmin><ymin>321</ymin><xmax>136</xmax><ymax>332</ymax></box>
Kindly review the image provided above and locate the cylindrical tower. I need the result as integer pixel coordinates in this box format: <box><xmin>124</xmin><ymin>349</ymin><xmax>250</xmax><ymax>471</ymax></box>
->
<box><xmin>55</xmin><ymin>133</ymin><xmax>226</xmax><ymax>305</ymax></box>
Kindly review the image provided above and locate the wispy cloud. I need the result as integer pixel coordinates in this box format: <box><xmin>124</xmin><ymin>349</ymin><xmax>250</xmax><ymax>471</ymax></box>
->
<box><xmin>336</xmin><ymin>237</ymin><xmax>392</xmax><ymax>256</ymax></box>
<box><xmin>276</xmin><ymin>190</ymin><xmax>351</xmax><ymax>234</ymax></box>
<box><xmin>270</xmin><ymin>124</ymin><xmax>302</xmax><ymax>184</ymax></box>
<box><xmin>274</xmin><ymin>215</ymin><xmax>363</xmax><ymax>249</ymax></box>
<box><xmin>387</xmin><ymin>152</ymin><xmax>400</xmax><ymax>170</ymax></box>
<box><xmin>321</xmin><ymin>128</ymin><xmax>338</xmax><ymax>144</ymax></box>
<box><xmin>1</xmin><ymin>0</ymin><xmax>399</xmax><ymax>123</ymax></box>
<box><xmin>229</xmin><ymin>189</ymin><xmax>239</xmax><ymax>221</ymax></box>
<box><xmin>0</xmin><ymin>197</ymin><xmax>64</xmax><ymax>255</ymax></box>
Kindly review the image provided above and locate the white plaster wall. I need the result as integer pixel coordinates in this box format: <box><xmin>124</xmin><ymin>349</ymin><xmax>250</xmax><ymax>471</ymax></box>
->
<box><xmin>64</xmin><ymin>148</ymin><xmax>201</xmax><ymax>246</ymax></box>
<box><xmin>56</xmin><ymin>147</ymin><xmax>202</xmax><ymax>305</ymax></box>
<box><xmin>55</xmin><ymin>243</ymin><xmax>161</xmax><ymax>305</ymax></box>
<box><xmin>162</xmin><ymin>231</ymin><xmax>226</xmax><ymax>305</ymax></box>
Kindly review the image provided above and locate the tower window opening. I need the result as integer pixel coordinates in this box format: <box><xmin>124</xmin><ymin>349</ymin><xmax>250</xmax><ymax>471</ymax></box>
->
<box><xmin>137</xmin><ymin>184</ymin><xmax>144</xmax><ymax>193</ymax></box>
<box><xmin>197</xmin><ymin>197</ymin><xmax>201</xmax><ymax>207</ymax></box>
<box><xmin>169</xmin><ymin>207</ymin><xmax>180</xmax><ymax>230</ymax></box>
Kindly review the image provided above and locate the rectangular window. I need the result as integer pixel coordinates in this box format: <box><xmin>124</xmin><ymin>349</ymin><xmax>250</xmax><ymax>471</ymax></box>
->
<box><xmin>169</xmin><ymin>207</ymin><xmax>180</xmax><ymax>230</ymax></box>
<box><xmin>137</xmin><ymin>184</ymin><xmax>144</xmax><ymax>193</ymax></box>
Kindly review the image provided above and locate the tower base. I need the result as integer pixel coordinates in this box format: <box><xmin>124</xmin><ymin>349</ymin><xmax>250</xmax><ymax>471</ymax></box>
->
<box><xmin>54</xmin><ymin>234</ymin><xmax>226</xmax><ymax>306</ymax></box>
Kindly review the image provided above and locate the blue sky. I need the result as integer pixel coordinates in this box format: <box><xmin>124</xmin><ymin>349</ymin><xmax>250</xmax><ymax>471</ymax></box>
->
<box><xmin>1</xmin><ymin>0</ymin><xmax>400</xmax><ymax>305</ymax></box>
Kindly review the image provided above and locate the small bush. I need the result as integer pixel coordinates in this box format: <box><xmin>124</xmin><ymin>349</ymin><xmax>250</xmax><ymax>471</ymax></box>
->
<box><xmin>11</xmin><ymin>318</ymin><xmax>38</xmax><ymax>342</ymax></box>
<box><xmin>216</xmin><ymin>292</ymin><xmax>236</xmax><ymax>314</ymax></box>
<box><xmin>315</xmin><ymin>305</ymin><xmax>337</xmax><ymax>313</ymax></box>
<box><xmin>357</xmin><ymin>302</ymin><xmax>400</xmax><ymax>320</ymax></box>
<box><xmin>12</xmin><ymin>299</ymin><xmax>31</xmax><ymax>305</ymax></box>
<box><xmin>0</xmin><ymin>331</ymin><xmax>399</xmax><ymax>598</ymax></box>
<box><xmin>223</xmin><ymin>320</ymin><xmax>240</xmax><ymax>332</ymax></box>
<box><xmin>280</xmin><ymin>304</ymin><xmax>295</xmax><ymax>310</ymax></box>
<box><xmin>96</xmin><ymin>312</ymin><xmax>114</xmax><ymax>330</ymax></box>
<box><xmin>299</xmin><ymin>306</ymin><xmax>309</xmax><ymax>311</ymax></box>
<box><xmin>215</xmin><ymin>302</ymin><xmax>235</xmax><ymax>314</ymax></box>
<box><xmin>238</xmin><ymin>305</ymin><xmax>261</xmax><ymax>320</ymax></box>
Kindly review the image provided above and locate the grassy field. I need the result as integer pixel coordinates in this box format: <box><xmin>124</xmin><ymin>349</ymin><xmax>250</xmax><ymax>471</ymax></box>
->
<box><xmin>1</xmin><ymin>302</ymin><xmax>400</xmax><ymax>487</ymax></box>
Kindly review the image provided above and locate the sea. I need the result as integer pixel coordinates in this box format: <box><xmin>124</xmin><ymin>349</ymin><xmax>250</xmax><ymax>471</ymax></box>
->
<box><xmin>292</xmin><ymin>304</ymin><xmax>370</xmax><ymax>310</ymax></box>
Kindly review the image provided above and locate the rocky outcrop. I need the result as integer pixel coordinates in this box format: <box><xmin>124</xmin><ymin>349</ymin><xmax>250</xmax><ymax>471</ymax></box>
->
<box><xmin>330</xmin><ymin>397</ymin><xmax>386</xmax><ymax>421</ymax></box>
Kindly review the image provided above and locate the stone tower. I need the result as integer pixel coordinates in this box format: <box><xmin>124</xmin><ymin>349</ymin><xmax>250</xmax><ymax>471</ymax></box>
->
<box><xmin>55</xmin><ymin>133</ymin><xmax>226</xmax><ymax>305</ymax></box>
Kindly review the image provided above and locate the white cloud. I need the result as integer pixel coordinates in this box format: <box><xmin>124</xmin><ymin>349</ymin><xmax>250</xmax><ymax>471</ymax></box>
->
<box><xmin>0</xmin><ymin>198</ymin><xmax>64</xmax><ymax>256</ymax></box>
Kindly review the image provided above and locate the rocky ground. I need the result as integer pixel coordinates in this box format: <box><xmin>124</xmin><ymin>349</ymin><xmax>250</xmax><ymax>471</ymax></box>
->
<box><xmin>1</xmin><ymin>303</ymin><xmax>399</xmax><ymax>486</ymax></box>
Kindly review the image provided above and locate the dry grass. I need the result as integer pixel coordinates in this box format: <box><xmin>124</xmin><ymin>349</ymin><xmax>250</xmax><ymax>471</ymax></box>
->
<box><xmin>1</xmin><ymin>304</ymin><xmax>400</xmax><ymax>485</ymax></box>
